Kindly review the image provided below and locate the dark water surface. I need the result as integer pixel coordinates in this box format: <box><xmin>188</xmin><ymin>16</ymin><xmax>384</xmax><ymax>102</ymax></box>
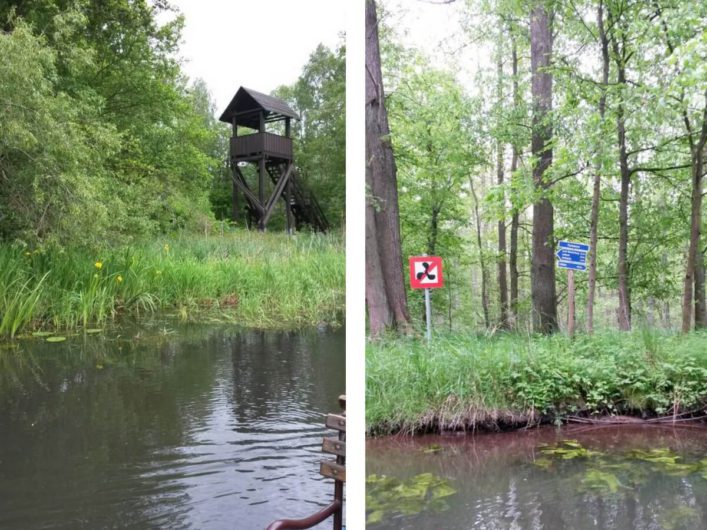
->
<box><xmin>0</xmin><ymin>323</ymin><xmax>344</xmax><ymax>529</ymax></box>
<box><xmin>367</xmin><ymin>425</ymin><xmax>707</xmax><ymax>530</ymax></box>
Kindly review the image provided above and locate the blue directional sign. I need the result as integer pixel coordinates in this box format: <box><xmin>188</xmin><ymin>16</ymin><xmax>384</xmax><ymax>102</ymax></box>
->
<box><xmin>559</xmin><ymin>240</ymin><xmax>590</xmax><ymax>253</ymax></box>
<box><xmin>558</xmin><ymin>261</ymin><xmax>587</xmax><ymax>271</ymax></box>
<box><xmin>556</xmin><ymin>249</ymin><xmax>587</xmax><ymax>263</ymax></box>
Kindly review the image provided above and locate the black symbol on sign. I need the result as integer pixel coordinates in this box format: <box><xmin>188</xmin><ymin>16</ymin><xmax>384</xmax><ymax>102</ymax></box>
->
<box><xmin>417</xmin><ymin>262</ymin><xmax>436</xmax><ymax>281</ymax></box>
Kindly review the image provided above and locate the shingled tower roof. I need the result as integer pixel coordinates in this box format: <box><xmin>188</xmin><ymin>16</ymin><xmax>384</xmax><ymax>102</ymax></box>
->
<box><xmin>219</xmin><ymin>87</ymin><xmax>298</xmax><ymax>129</ymax></box>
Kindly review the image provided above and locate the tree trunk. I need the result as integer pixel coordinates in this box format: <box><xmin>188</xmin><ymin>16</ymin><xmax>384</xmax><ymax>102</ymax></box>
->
<box><xmin>682</xmin><ymin>155</ymin><xmax>700</xmax><ymax>332</ymax></box>
<box><xmin>616</xmin><ymin>103</ymin><xmax>631</xmax><ymax>331</ymax></box>
<box><xmin>366</xmin><ymin>194</ymin><xmax>392</xmax><ymax>335</ymax></box>
<box><xmin>681</xmin><ymin>91</ymin><xmax>706</xmax><ymax>332</ymax></box>
<box><xmin>509</xmin><ymin>31</ymin><xmax>520</xmax><ymax>329</ymax></box>
<box><xmin>530</xmin><ymin>3</ymin><xmax>557</xmax><ymax>333</ymax></box>
<box><xmin>696</xmin><ymin>248</ymin><xmax>706</xmax><ymax>329</ymax></box>
<box><xmin>470</xmin><ymin>177</ymin><xmax>490</xmax><ymax>329</ymax></box>
<box><xmin>610</xmin><ymin>22</ymin><xmax>632</xmax><ymax>331</ymax></box>
<box><xmin>653</xmin><ymin>5</ymin><xmax>707</xmax><ymax>332</ymax></box>
<box><xmin>428</xmin><ymin>207</ymin><xmax>439</xmax><ymax>255</ymax></box>
<box><xmin>365</xmin><ymin>0</ymin><xmax>411</xmax><ymax>336</ymax></box>
<box><xmin>496</xmin><ymin>52</ymin><xmax>509</xmax><ymax>329</ymax></box>
<box><xmin>587</xmin><ymin>0</ymin><xmax>610</xmax><ymax>334</ymax></box>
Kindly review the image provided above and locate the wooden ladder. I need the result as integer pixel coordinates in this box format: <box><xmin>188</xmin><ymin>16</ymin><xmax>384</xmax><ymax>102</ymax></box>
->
<box><xmin>265</xmin><ymin>395</ymin><xmax>346</xmax><ymax>530</ymax></box>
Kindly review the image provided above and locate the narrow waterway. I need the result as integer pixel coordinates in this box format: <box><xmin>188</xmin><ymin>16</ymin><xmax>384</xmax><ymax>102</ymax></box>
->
<box><xmin>0</xmin><ymin>322</ymin><xmax>344</xmax><ymax>529</ymax></box>
<box><xmin>367</xmin><ymin>425</ymin><xmax>707</xmax><ymax>529</ymax></box>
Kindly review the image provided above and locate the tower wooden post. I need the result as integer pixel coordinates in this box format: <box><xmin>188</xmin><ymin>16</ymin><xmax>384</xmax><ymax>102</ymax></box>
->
<box><xmin>231</xmin><ymin>116</ymin><xmax>240</xmax><ymax>225</ymax></box>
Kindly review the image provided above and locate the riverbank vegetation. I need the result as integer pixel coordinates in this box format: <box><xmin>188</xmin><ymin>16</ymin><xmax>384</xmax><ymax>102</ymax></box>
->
<box><xmin>367</xmin><ymin>330</ymin><xmax>707</xmax><ymax>434</ymax></box>
<box><xmin>0</xmin><ymin>231</ymin><xmax>344</xmax><ymax>338</ymax></box>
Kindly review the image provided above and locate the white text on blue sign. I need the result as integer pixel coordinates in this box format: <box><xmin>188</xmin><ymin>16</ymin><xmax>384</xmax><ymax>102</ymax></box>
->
<box><xmin>558</xmin><ymin>240</ymin><xmax>590</xmax><ymax>253</ymax></box>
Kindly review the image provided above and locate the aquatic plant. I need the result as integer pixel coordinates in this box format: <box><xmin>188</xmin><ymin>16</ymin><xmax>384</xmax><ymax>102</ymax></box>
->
<box><xmin>366</xmin><ymin>472</ymin><xmax>457</xmax><ymax>525</ymax></box>
<box><xmin>539</xmin><ymin>440</ymin><xmax>600</xmax><ymax>460</ymax></box>
<box><xmin>580</xmin><ymin>469</ymin><xmax>625</xmax><ymax>493</ymax></box>
<box><xmin>533</xmin><ymin>440</ymin><xmax>707</xmax><ymax>503</ymax></box>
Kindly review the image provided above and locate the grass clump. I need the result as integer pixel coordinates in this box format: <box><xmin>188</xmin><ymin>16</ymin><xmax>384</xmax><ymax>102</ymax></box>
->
<box><xmin>366</xmin><ymin>330</ymin><xmax>707</xmax><ymax>434</ymax></box>
<box><xmin>0</xmin><ymin>231</ymin><xmax>344</xmax><ymax>338</ymax></box>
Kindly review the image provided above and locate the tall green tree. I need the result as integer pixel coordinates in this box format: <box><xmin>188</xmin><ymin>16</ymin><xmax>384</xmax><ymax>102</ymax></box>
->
<box><xmin>0</xmin><ymin>0</ymin><xmax>224</xmax><ymax>245</ymax></box>
<box><xmin>274</xmin><ymin>42</ymin><xmax>346</xmax><ymax>228</ymax></box>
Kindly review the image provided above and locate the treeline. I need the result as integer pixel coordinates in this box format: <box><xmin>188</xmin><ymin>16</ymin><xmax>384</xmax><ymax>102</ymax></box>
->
<box><xmin>0</xmin><ymin>1</ymin><xmax>345</xmax><ymax>248</ymax></box>
<box><xmin>366</xmin><ymin>0</ymin><xmax>706</xmax><ymax>335</ymax></box>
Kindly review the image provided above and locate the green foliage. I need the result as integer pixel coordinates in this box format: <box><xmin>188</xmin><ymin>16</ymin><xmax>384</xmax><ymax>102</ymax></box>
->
<box><xmin>0</xmin><ymin>231</ymin><xmax>344</xmax><ymax>338</ymax></box>
<box><xmin>388</xmin><ymin>59</ymin><xmax>483</xmax><ymax>257</ymax></box>
<box><xmin>0</xmin><ymin>2</ymin><xmax>226</xmax><ymax>245</ymax></box>
<box><xmin>0</xmin><ymin>20</ymin><xmax>120</xmax><ymax>244</ymax></box>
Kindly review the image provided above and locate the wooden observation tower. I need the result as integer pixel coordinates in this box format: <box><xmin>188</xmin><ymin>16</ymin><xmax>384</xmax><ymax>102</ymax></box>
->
<box><xmin>219</xmin><ymin>87</ymin><xmax>329</xmax><ymax>232</ymax></box>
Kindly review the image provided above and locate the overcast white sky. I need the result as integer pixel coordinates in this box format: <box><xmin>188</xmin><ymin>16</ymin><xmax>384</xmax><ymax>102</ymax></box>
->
<box><xmin>381</xmin><ymin>0</ymin><xmax>493</xmax><ymax>92</ymax></box>
<box><xmin>165</xmin><ymin>0</ymin><xmax>346</xmax><ymax>116</ymax></box>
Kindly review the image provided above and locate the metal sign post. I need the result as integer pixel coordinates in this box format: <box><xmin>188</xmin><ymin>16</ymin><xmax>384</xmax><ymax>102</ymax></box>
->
<box><xmin>424</xmin><ymin>287</ymin><xmax>432</xmax><ymax>342</ymax></box>
<box><xmin>409</xmin><ymin>256</ymin><xmax>444</xmax><ymax>343</ymax></box>
<box><xmin>567</xmin><ymin>269</ymin><xmax>575</xmax><ymax>337</ymax></box>
<box><xmin>556</xmin><ymin>241</ymin><xmax>589</xmax><ymax>338</ymax></box>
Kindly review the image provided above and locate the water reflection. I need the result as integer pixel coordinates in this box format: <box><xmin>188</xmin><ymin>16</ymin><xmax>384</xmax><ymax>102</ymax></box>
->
<box><xmin>367</xmin><ymin>426</ymin><xmax>707</xmax><ymax>530</ymax></box>
<box><xmin>0</xmin><ymin>323</ymin><xmax>344</xmax><ymax>529</ymax></box>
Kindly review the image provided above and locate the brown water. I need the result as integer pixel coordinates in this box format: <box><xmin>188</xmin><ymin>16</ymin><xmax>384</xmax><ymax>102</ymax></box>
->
<box><xmin>0</xmin><ymin>322</ymin><xmax>344</xmax><ymax>529</ymax></box>
<box><xmin>367</xmin><ymin>425</ymin><xmax>707</xmax><ymax>529</ymax></box>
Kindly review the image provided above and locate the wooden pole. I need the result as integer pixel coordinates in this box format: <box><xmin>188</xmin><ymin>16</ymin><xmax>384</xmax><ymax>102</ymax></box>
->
<box><xmin>568</xmin><ymin>269</ymin><xmax>575</xmax><ymax>338</ymax></box>
<box><xmin>258</xmin><ymin>111</ymin><xmax>266</xmax><ymax>231</ymax></box>
<box><xmin>285</xmin><ymin>180</ymin><xmax>292</xmax><ymax>235</ymax></box>
<box><xmin>231</xmin><ymin>117</ymin><xmax>239</xmax><ymax>224</ymax></box>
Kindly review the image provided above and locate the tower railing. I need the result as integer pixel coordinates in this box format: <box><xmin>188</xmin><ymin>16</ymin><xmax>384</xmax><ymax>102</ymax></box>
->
<box><xmin>231</xmin><ymin>133</ymin><xmax>293</xmax><ymax>160</ymax></box>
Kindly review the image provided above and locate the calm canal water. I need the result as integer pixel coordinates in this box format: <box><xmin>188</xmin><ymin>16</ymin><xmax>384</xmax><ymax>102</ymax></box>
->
<box><xmin>367</xmin><ymin>425</ymin><xmax>707</xmax><ymax>530</ymax></box>
<box><xmin>0</xmin><ymin>322</ymin><xmax>344</xmax><ymax>529</ymax></box>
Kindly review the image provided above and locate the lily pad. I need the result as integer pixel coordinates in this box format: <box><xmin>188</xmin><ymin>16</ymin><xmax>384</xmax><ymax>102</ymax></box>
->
<box><xmin>32</xmin><ymin>331</ymin><xmax>54</xmax><ymax>337</ymax></box>
<box><xmin>46</xmin><ymin>336</ymin><xmax>67</xmax><ymax>343</ymax></box>
<box><xmin>85</xmin><ymin>329</ymin><xmax>103</xmax><ymax>334</ymax></box>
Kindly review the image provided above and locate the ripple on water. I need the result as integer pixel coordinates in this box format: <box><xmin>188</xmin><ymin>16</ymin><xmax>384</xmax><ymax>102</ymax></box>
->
<box><xmin>0</xmin><ymin>325</ymin><xmax>345</xmax><ymax>530</ymax></box>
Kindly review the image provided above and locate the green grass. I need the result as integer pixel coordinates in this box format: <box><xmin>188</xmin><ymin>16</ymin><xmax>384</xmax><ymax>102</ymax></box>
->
<box><xmin>366</xmin><ymin>330</ymin><xmax>707</xmax><ymax>434</ymax></box>
<box><xmin>0</xmin><ymin>231</ymin><xmax>344</xmax><ymax>337</ymax></box>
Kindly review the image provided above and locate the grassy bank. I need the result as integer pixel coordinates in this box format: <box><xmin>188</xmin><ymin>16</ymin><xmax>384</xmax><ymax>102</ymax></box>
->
<box><xmin>367</xmin><ymin>330</ymin><xmax>707</xmax><ymax>435</ymax></box>
<box><xmin>0</xmin><ymin>231</ymin><xmax>344</xmax><ymax>338</ymax></box>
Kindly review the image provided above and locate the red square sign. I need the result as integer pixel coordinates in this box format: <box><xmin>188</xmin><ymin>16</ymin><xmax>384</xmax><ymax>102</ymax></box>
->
<box><xmin>409</xmin><ymin>256</ymin><xmax>444</xmax><ymax>289</ymax></box>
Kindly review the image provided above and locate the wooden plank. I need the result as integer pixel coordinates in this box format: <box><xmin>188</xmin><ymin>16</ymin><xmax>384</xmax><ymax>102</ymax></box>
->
<box><xmin>262</xmin><ymin>163</ymin><xmax>293</xmax><ymax>226</ymax></box>
<box><xmin>232</xmin><ymin>167</ymin><xmax>264</xmax><ymax>213</ymax></box>
<box><xmin>338</xmin><ymin>395</ymin><xmax>346</xmax><ymax>410</ymax></box>
<box><xmin>322</xmin><ymin>437</ymin><xmax>346</xmax><ymax>457</ymax></box>
<box><xmin>325</xmin><ymin>414</ymin><xmax>346</xmax><ymax>432</ymax></box>
<box><xmin>320</xmin><ymin>460</ymin><xmax>346</xmax><ymax>482</ymax></box>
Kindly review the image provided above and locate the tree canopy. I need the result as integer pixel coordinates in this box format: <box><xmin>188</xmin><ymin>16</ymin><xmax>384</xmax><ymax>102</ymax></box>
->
<box><xmin>372</xmin><ymin>0</ymin><xmax>706</xmax><ymax>333</ymax></box>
